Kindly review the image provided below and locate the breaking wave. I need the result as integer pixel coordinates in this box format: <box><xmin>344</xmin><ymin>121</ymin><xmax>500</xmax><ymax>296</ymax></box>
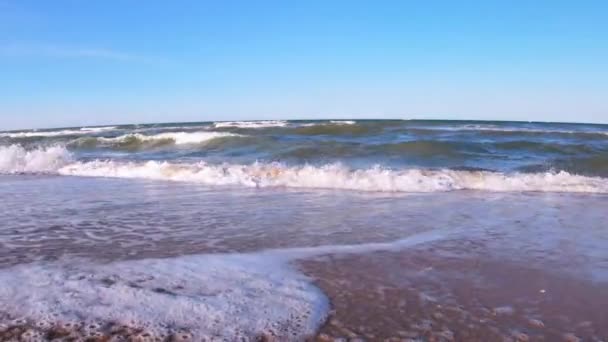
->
<box><xmin>409</xmin><ymin>124</ymin><xmax>608</xmax><ymax>137</ymax></box>
<box><xmin>79</xmin><ymin>126</ymin><xmax>117</xmax><ymax>132</ymax></box>
<box><xmin>74</xmin><ymin>131</ymin><xmax>242</xmax><ymax>149</ymax></box>
<box><xmin>212</xmin><ymin>120</ymin><xmax>358</xmax><ymax>131</ymax></box>
<box><xmin>57</xmin><ymin>162</ymin><xmax>608</xmax><ymax>193</ymax></box>
<box><xmin>0</xmin><ymin>145</ymin><xmax>72</xmax><ymax>173</ymax></box>
<box><xmin>213</xmin><ymin>120</ymin><xmax>288</xmax><ymax>128</ymax></box>
<box><xmin>329</xmin><ymin>120</ymin><xmax>356</xmax><ymax>125</ymax></box>
<box><xmin>2</xmin><ymin>145</ymin><xmax>607</xmax><ymax>193</ymax></box>
<box><xmin>1</xmin><ymin>126</ymin><xmax>117</xmax><ymax>138</ymax></box>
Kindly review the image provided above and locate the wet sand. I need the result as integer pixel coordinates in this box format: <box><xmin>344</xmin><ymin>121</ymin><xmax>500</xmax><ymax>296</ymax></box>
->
<box><xmin>2</xmin><ymin>244</ymin><xmax>607</xmax><ymax>341</ymax></box>
<box><xmin>301</xmin><ymin>243</ymin><xmax>608</xmax><ymax>341</ymax></box>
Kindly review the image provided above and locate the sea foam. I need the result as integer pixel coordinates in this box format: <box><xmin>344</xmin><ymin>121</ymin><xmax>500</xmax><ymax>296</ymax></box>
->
<box><xmin>213</xmin><ymin>120</ymin><xmax>288</xmax><ymax>128</ymax></box>
<box><xmin>0</xmin><ymin>145</ymin><xmax>72</xmax><ymax>173</ymax></box>
<box><xmin>79</xmin><ymin>126</ymin><xmax>118</xmax><ymax>132</ymax></box>
<box><xmin>329</xmin><ymin>120</ymin><xmax>356</xmax><ymax>125</ymax></box>
<box><xmin>412</xmin><ymin>124</ymin><xmax>608</xmax><ymax>136</ymax></box>
<box><xmin>2</xmin><ymin>145</ymin><xmax>608</xmax><ymax>193</ymax></box>
<box><xmin>95</xmin><ymin>131</ymin><xmax>241</xmax><ymax>145</ymax></box>
<box><xmin>0</xmin><ymin>126</ymin><xmax>117</xmax><ymax>138</ymax></box>
<box><xmin>0</xmin><ymin>230</ymin><xmax>448</xmax><ymax>340</ymax></box>
<box><xmin>58</xmin><ymin>161</ymin><xmax>608</xmax><ymax>193</ymax></box>
<box><xmin>0</xmin><ymin>253</ymin><xmax>328</xmax><ymax>340</ymax></box>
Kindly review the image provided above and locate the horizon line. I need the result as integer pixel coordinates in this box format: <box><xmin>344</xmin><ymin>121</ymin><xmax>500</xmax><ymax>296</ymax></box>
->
<box><xmin>2</xmin><ymin>117</ymin><xmax>607</xmax><ymax>132</ymax></box>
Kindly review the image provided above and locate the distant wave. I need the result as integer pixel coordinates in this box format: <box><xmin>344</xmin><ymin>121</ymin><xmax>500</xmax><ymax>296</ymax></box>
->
<box><xmin>275</xmin><ymin>140</ymin><xmax>484</xmax><ymax>160</ymax></box>
<box><xmin>289</xmin><ymin>123</ymin><xmax>383</xmax><ymax>136</ymax></box>
<box><xmin>212</xmin><ymin>120</ymin><xmax>357</xmax><ymax>130</ymax></box>
<box><xmin>213</xmin><ymin>120</ymin><xmax>288</xmax><ymax>128</ymax></box>
<box><xmin>80</xmin><ymin>126</ymin><xmax>118</xmax><ymax>132</ymax></box>
<box><xmin>1</xmin><ymin>126</ymin><xmax>117</xmax><ymax>138</ymax></box>
<box><xmin>2</xmin><ymin>145</ymin><xmax>607</xmax><ymax>193</ymax></box>
<box><xmin>74</xmin><ymin>131</ymin><xmax>242</xmax><ymax>148</ymax></box>
<box><xmin>519</xmin><ymin>154</ymin><xmax>608</xmax><ymax>178</ymax></box>
<box><xmin>410</xmin><ymin>124</ymin><xmax>608</xmax><ymax>136</ymax></box>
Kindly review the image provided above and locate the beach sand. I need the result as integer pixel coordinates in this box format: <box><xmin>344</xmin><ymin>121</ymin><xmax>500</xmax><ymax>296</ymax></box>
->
<box><xmin>300</xmin><ymin>243</ymin><xmax>608</xmax><ymax>341</ymax></box>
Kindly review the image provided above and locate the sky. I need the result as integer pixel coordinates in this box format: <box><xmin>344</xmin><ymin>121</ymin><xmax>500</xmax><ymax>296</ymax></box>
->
<box><xmin>0</xmin><ymin>0</ymin><xmax>607</xmax><ymax>130</ymax></box>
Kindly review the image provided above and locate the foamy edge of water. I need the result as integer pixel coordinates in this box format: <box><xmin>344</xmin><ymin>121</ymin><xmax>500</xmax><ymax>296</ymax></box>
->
<box><xmin>0</xmin><ymin>254</ymin><xmax>328</xmax><ymax>340</ymax></box>
<box><xmin>0</xmin><ymin>230</ymin><xmax>448</xmax><ymax>340</ymax></box>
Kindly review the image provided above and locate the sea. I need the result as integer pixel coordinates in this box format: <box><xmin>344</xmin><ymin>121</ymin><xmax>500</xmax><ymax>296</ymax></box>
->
<box><xmin>1</xmin><ymin>120</ymin><xmax>607</xmax><ymax>341</ymax></box>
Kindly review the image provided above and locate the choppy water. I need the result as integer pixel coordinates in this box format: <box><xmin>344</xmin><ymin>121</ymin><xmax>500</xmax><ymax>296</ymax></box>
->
<box><xmin>1</xmin><ymin>120</ymin><xmax>608</xmax><ymax>340</ymax></box>
<box><xmin>2</xmin><ymin>119</ymin><xmax>608</xmax><ymax>193</ymax></box>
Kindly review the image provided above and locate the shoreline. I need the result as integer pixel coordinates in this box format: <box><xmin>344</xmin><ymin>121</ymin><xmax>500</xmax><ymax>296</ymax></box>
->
<box><xmin>1</xmin><ymin>244</ymin><xmax>607</xmax><ymax>341</ymax></box>
<box><xmin>299</xmin><ymin>245</ymin><xmax>608</xmax><ymax>341</ymax></box>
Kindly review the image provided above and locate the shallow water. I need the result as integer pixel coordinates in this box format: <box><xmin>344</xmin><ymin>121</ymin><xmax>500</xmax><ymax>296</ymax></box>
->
<box><xmin>1</xmin><ymin>175</ymin><xmax>608</xmax><ymax>340</ymax></box>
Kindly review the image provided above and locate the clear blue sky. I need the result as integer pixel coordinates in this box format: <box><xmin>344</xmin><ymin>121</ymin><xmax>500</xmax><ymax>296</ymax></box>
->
<box><xmin>1</xmin><ymin>0</ymin><xmax>607</xmax><ymax>129</ymax></box>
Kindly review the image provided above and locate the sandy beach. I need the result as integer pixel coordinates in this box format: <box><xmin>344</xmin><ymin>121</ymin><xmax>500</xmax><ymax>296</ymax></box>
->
<box><xmin>301</xmin><ymin>242</ymin><xmax>608</xmax><ymax>341</ymax></box>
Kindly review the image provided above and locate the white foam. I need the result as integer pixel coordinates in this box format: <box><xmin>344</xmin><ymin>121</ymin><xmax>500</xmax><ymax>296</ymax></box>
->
<box><xmin>98</xmin><ymin>131</ymin><xmax>241</xmax><ymax>145</ymax></box>
<box><xmin>0</xmin><ymin>230</ymin><xmax>448</xmax><ymax>339</ymax></box>
<box><xmin>329</xmin><ymin>120</ymin><xmax>356</xmax><ymax>125</ymax></box>
<box><xmin>1</xmin><ymin>127</ymin><xmax>116</xmax><ymax>138</ymax></box>
<box><xmin>57</xmin><ymin>160</ymin><xmax>608</xmax><ymax>193</ymax></box>
<box><xmin>298</xmin><ymin>120</ymin><xmax>357</xmax><ymax>127</ymax></box>
<box><xmin>413</xmin><ymin>124</ymin><xmax>608</xmax><ymax>136</ymax></box>
<box><xmin>213</xmin><ymin>120</ymin><xmax>288</xmax><ymax>128</ymax></box>
<box><xmin>0</xmin><ymin>253</ymin><xmax>328</xmax><ymax>340</ymax></box>
<box><xmin>1</xmin><ymin>130</ymin><xmax>84</xmax><ymax>138</ymax></box>
<box><xmin>2</xmin><ymin>145</ymin><xmax>606</xmax><ymax>193</ymax></box>
<box><xmin>0</xmin><ymin>145</ymin><xmax>72</xmax><ymax>173</ymax></box>
<box><xmin>79</xmin><ymin>126</ymin><xmax>117</xmax><ymax>132</ymax></box>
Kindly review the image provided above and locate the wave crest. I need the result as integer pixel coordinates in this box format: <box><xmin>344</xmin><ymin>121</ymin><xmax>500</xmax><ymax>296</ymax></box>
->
<box><xmin>0</xmin><ymin>145</ymin><xmax>72</xmax><ymax>173</ymax></box>
<box><xmin>2</xmin><ymin>145</ymin><xmax>607</xmax><ymax>193</ymax></box>
<box><xmin>57</xmin><ymin>161</ymin><xmax>608</xmax><ymax>193</ymax></box>
<box><xmin>74</xmin><ymin>131</ymin><xmax>242</xmax><ymax>149</ymax></box>
<box><xmin>409</xmin><ymin>124</ymin><xmax>608</xmax><ymax>137</ymax></box>
<box><xmin>79</xmin><ymin>126</ymin><xmax>117</xmax><ymax>132</ymax></box>
<box><xmin>1</xmin><ymin>126</ymin><xmax>117</xmax><ymax>138</ymax></box>
<box><xmin>213</xmin><ymin>120</ymin><xmax>288</xmax><ymax>128</ymax></box>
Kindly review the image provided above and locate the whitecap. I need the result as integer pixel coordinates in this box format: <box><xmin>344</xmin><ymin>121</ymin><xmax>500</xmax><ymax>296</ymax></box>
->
<box><xmin>2</xmin><ymin>145</ymin><xmax>607</xmax><ymax>193</ymax></box>
<box><xmin>97</xmin><ymin>131</ymin><xmax>242</xmax><ymax>145</ymax></box>
<box><xmin>1</xmin><ymin>126</ymin><xmax>117</xmax><ymax>138</ymax></box>
<box><xmin>213</xmin><ymin>120</ymin><xmax>288</xmax><ymax>128</ymax></box>
<box><xmin>329</xmin><ymin>120</ymin><xmax>356</xmax><ymax>125</ymax></box>
<box><xmin>0</xmin><ymin>145</ymin><xmax>72</xmax><ymax>173</ymax></box>
<box><xmin>57</xmin><ymin>160</ymin><xmax>608</xmax><ymax>193</ymax></box>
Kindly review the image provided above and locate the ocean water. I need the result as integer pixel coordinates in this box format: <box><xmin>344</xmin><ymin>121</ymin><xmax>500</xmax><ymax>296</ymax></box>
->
<box><xmin>1</xmin><ymin>120</ymin><xmax>608</xmax><ymax>340</ymax></box>
<box><xmin>2</xmin><ymin>119</ymin><xmax>608</xmax><ymax>192</ymax></box>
